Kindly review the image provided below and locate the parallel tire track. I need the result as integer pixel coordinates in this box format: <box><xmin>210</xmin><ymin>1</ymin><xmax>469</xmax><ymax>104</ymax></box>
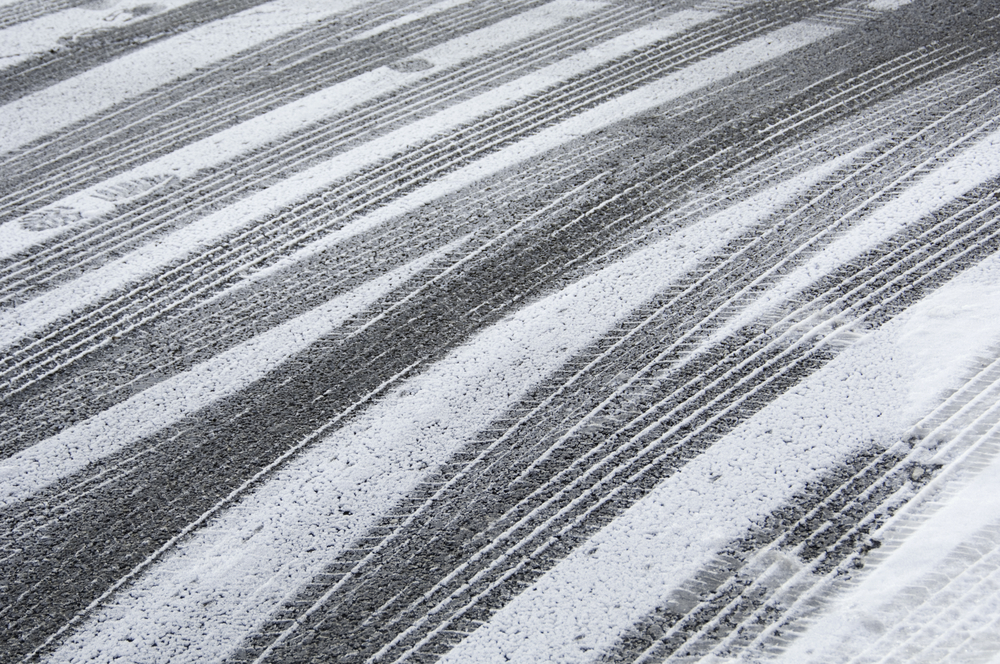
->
<box><xmin>234</xmin><ymin>170</ymin><xmax>1000</xmax><ymax>664</ymax></box>
<box><xmin>2</xmin><ymin>39</ymin><xmax>993</xmax><ymax>458</ymax></box>
<box><xmin>4</xmin><ymin>1</ymin><xmax>1000</xmax><ymax>662</ymax></box>
<box><xmin>603</xmin><ymin>341</ymin><xmax>1000</xmax><ymax>663</ymax></box>
<box><xmin>0</xmin><ymin>0</ymin><xmax>643</xmax><ymax>306</ymax></box>
<box><xmin>0</xmin><ymin>0</ymin><xmax>121</xmax><ymax>31</ymax></box>
<box><xmin>0</xmin><ymin>0</ymin><xmax>544</xmax><ymax>222</ymax></box>
<box><xmin>0</xmin><ymin>0</ymin><xmax>337</xmax><ymax>106</ymax></box>
<box><xmin>0</xmin><ymin>0</ymin><xmax>861</xmax><ymax>398</ymax></box>
<box><xmin>3</xmin><ymin>12</ymin><xmax>995</xmax><ymax>432</ymax></box>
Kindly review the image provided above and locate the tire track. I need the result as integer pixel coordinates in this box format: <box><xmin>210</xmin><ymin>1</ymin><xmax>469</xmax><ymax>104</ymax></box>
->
<box><xmin>0</xmin><ymin>0</ymin><xmax>94</xmax><ymax>31</ymax></box>
<box><xmin>0</xmin><ymin>0</ymin><xmax>546</xmax><ymax>223</ymax></box>
<box><xmin>597</xmin><ymin>443</ymin><xmax>935</xmax><ymax>664</ymax></box>
<box><xmin>223</xmin><ymin>145</ymin><xmax>1000</xmax><ymax>663</ymax></box>
<box><xmin>758</xmin><ymin>345</ymin><xmax>1000</xmax><ymax>664</ymax></box>
<box><xmin>5</xmin><ymin>5</ymin><xmax>992</xmax><ymax>394</ymax></box>
<box><xmin>0</xmin><ymin>129</ymin><xmax>866</xmax><ymax>663</ymax></box>
<box><xmin>3</xmin><ymin>1</ymin><xmax>998</xmax><ymax>660</ymax></box>
<box><xmin>0</xmin><ymin>5</ymin><xmax>855</xmax><ymax>398</ymax></box>
<box><xmin>0</xmin><ymin>0</ymin><xmax>352</xmax><ymax>106</ymax></box>
<box><xmin>2</xmin><ymin>32</ymin><xmax>994</xmax><ymax>462</ymax></box>
<box><xmin>606</xmin><ymin>343</ymin><xmax>1000</xmax><ymax>664</ymax></box>
<box><xmin>11</xmin><ymin>0</ymin><xmax>986</xmax><ymax>304</ymax></box>
<box><xmin>0</xmin><ymin>0</ymin><xmax>643</xmax><ymax>303</ymax></box>
<box><xmin>0</xmin><ymin>0</ymin><xmax>436</xmax><ymax>159</ymax></box>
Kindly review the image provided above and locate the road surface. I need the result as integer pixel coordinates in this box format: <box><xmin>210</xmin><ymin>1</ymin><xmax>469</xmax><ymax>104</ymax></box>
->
<box><xmin>2</xmin><ymin>0</ymin><xmax>1000</xmax><ymax>662</ymax></box>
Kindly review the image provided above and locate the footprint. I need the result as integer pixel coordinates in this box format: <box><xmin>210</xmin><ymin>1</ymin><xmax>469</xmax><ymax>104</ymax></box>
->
<box><xmin>90</xmin><ymin>174</ymin><xmax>177</xmax><ymax>203</ymax></box>
<box><xmin>20</xmin><ymin>206</ymin><xmax>83</xmax><ymax>232</ymax></box>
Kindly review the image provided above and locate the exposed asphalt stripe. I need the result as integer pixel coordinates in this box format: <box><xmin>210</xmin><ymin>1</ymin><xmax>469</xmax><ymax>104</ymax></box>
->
<box><xmin>0</xmin><ymin>0</ymin><xmax>618</xmax><ymax>285</ymax></box>
<box><xmin>2</xmin><ymin>24</ymin><xmax>993</xmax><ymax>463</ymax></box>
<box><xmin>1</xmin><ymin>5</ymin><xmax>992</xmax><ymax>474</ymax></box>
<box><xmin>241</xmin><ymin>236</ymin><xmax>986</xmax><ymax>663</ymax></box>
<box><xmin>0</xmin><ymin>5</ymin><xmax>730</xmax><ymax>344</ymax></box>
<box><xmin>0</xmin><ymin>0</ymin><xmax>542</xmax><ymax>224</ymax></box>
<box><xmin>773</xmin><ymin>390</ymin><xmax>1000</xmax><ymax>663</ymax></box>
<box><xmin>219</xmin><ymin>130</ymin><xmax>1000</xmax><ymax>664</ymax></box>
<box><xmin>0</xmin><ymin>149</ymin><xmax>852</xmax><ymax>664</ymax></box>
<box><xmin>0</xmin><ymin>60</ymin><xmax>921</xmax><ymax>461</ymax></box>
<box><xmin>0</xmin><ymin>235</ymin><xmax>465</xmax><ymax>509</ymax></box>
<box><xmin>0</xmin><ymin>0</ymin><xmax>542</xmax><ymax>237</ymax></box>
<box><xmin>562</xmin><ymin>51</ymin><xmax>998</xmax><ymax>285</ymax></box>
<box><xmin>0</xmin><ymin>149</ymin><xmax>620</xmax><ymax>457</ymax></box>
<box><xmin>0</xmin><ymin>1</ymin><xmax>707</xmax><ymax>274</ymax></box>
<box><xmin>0</xmin><ymin>12</ymin><xmax>838</xmax><ymax>386</ymax></box>
<box><xmin>29</xmin><ymin>164</ymin><xmax>828</xmax><ymax>664</ymax></box>
<box><xmin>596</xmin><ymin>444</ymin><xmax>930</xmax><ymax>663</ymax></box>
<box><xmin>0</xmin><ymin>35</ymin><xmax>988</xmax><ymax>540</ymax></box>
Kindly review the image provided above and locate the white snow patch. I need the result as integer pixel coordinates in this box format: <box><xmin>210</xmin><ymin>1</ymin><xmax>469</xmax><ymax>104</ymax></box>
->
<box><xmin>773</xmin><ymin>444</ymin><xmax>1000</xmax><ymax>663</ymax></box>
<box><xmin>0</xmin><ymin>0</ymin><xmax>199</xmax><ymax>71</ymax></box>
<box><xmin>768</xmin><ymin>251</ymin><xmax>1000</xmax><ymax>662</ymax></box>
<box><xmin>867</xmin><ymin>0</ymin><xmax>914</xmax><ymax>10</ymax></box>
<box><xmin>710</xmin><ymin>123</ymin><xmax>1000</xmax><ymax>372</ymax></box>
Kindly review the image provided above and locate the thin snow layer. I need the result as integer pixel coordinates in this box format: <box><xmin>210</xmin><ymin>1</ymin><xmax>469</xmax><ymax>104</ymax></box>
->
<box><xmin>0</xmin><ymin>241</ymin><xmax>456</xmax><ymax>507</ymax></box>
<box><xmin>0</xmin><ymin>0</ymin><xmax>200</xmax><ymax>71</ymax></box>
<box><xmin>43</xmin><ymin>155</ymin><xmax>852</xmax><ymax>664</ymax></box>
<box><xmin>0</xmin><ymin>0</ymin><xmax>360</xmax><ymax>154</ymax></box>
<box><xmin>350</xmin><ymin>0</ymin><xmax>479</xmax><ymax>41</ymax></box>
<box><xmin>0</xmin><ymin>0</ymin><xmax>605</xmax><ymax>260</ymax></box>
<box><xmin>438</xmin><ymin>222</ymin><xmax>1000</xmax><ymax>664</ymax></box>
<box><xmin>0</xmin><ymin>15</ymin><xmax>837</xmax><ymax>349</ymax></box>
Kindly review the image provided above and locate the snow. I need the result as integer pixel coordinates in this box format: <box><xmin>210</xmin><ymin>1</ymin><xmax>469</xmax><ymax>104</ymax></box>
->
<box><xmin>867</xmin><ymin>0</ymin><xmax>916</xmax><ymax>10</ymax></box>
<box><xmin>0</xmin><ymin>0</ymin><xmax>606</xmax><ymax>260</ymax></box>
<box><xmin>0</xmin><ymin>7</ymin><xmax>721</xmax><ymax>349</ymax></box>
<box><xmin>0</xmin><ymin>11</ymin><xmax>842</xmax><ymax>351</ymax></box>
<box><xmin>0</xmin><ymin>0</ymin><xmax>361</xmax><ymax>155</ymax></box>
<box><xmin>0</xmin><ymin>239</ymin><xmax>456</xmax><ymax>507</ymax></box>
<box><xmin>0</xmin><ymin>0</ymin><xmax>202</xmax><ymax>71</ymax></box>
<box><xmin>43</xmin><ymin>149</ymin><xmax>853</xmax><ymax>664</ymax></box>
<box><xmin>773</xmin><ymin>431</ymin><xmax>1000</xmax><ymax>662</ymax></box>
<box><xmin>710</xmin><ymin>123</ymin><xmax>1000</xmax><ymax>368</ymax></box>
<box><xmin>439</xmin><ymin>211</ymin><xmax>1000</xmax><ymax>664</ymax></box>
<box><xmin>6</xmin><ymin>1</ymin><xmax>1000</xmax><ymax>662</ymax></box>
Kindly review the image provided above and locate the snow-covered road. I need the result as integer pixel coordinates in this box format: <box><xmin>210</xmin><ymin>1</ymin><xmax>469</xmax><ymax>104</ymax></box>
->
<box><xmin>2</xmin><ymin>0</ymin><xmax>999</xmax><ymax>662</ymax></box>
